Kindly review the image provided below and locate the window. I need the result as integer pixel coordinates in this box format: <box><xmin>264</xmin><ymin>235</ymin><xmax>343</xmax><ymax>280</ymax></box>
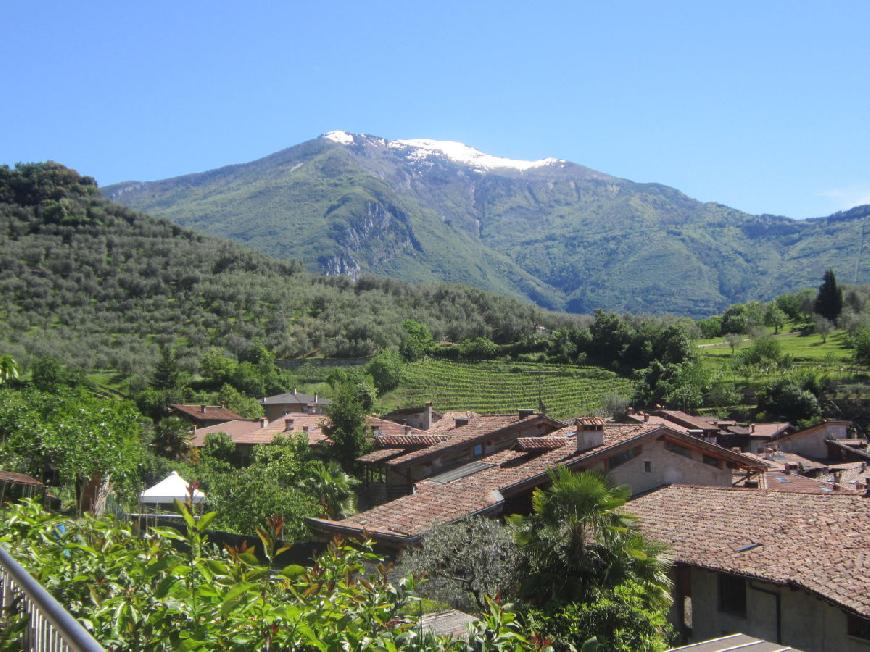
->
<box><xmin>848</xmin><ymin>614</ymin><xmax>870</xmax><ymax>641</ymax></box>
<box><xmin>472</xmin><ymin>444</ymin><xmax>483</xmax><ymax>458</ymax></box>
<box><xmin>644</xmin><ymin>461</ymin><xmax>652</xmax><ymax>473</ymax></box>
<box><xmin>665</xmin><ymin>441</ymin><xmax>693</xmax><ymax>458</ymax></box>
<box><xmin>702</xmin><ymin>454</ymin><xmax>722</xmax><ymax>468</ymax></box>
<box><xmin>718</xmin><ymin>574</ymin><xmax>746</xmax><ymax>617</ymax></box>
<box><xmin>608</xmin><ymin>446</ymin><xmax>641</xmax><ymax>469</ymax></box>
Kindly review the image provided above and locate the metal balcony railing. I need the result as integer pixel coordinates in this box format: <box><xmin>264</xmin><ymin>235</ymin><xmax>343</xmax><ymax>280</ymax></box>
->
<box><xmin>0</xmin><ymin>545</ymin><xmax>104</xmax><ymax>651</ymax></box>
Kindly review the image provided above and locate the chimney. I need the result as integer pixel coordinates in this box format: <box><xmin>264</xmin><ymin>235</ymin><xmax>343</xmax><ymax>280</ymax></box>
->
<box><xmin>454</xmin><ymin>417</ymin><xmax>470</xmax><ymax>428</ymax></box>
<box><xmin>200</xmin><ymin>404</ymin><xmax>206</xmax><ymax>413</ymax></box>
<box><xmin>425</xmin><ymin>402</ymin><xmax>433</xmax><ymax>430</ymax></box>
<box><xmin>643</xmin><ymin>412</ymin><xmax>649</xmax><ymax>423</ymax></box>
<box><xmin>750</xmin><ymin>423</ymin><xmax>756</xmax><ymax>433</ymax></box>
<box><xmin>403</xmin><ymin>425</ymin><xmax>412</xmax><ymax>435</ymax></box>
<box><xmin>518</xmin><ymin>409</ymin><xmax>535</xmax><ymax>419</ymax></box>
<box><xmin>314</xmin><ymin>393</ymin><xmax>318</xmax><ymax>403</ymax></box>
<box><xmin>576</xmin><ymin>417</ymin><xmax>605</xmax><ymax>452</ymax></box>
<box><xmin>284</xmin><ymin>417</ymin><xmax>295</xmax><ymax>432</ymax></box>
<box><xmin>293</xmin><ymin>388</ymin><xmax>297</xmax><ymax>396</ymax></box>
<box><xmin>302</xmin><ymin>425</ymin><xmax>310</xmax><ymax>434</ymax></box>
<box><xmin>259</xmin><ymin>417</ymin><xmax>269</xmax><ymax>428</ymax></box>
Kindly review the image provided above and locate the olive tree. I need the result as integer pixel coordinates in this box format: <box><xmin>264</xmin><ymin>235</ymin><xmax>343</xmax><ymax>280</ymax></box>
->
<box><xmin>398</xmin><ymin>516</ymin><xmax>520</xmax><ymax>612</ymax></box>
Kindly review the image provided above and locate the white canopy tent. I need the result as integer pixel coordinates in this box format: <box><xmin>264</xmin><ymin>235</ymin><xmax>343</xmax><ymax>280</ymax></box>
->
<box><xmin>138</xmin><ymin>471</ymin><xmax>205</xmax><ymax>516</ymax></box>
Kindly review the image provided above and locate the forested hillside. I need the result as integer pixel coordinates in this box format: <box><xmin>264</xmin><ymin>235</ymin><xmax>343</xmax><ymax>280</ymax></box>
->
<box><xmin>0</xmin><ymin>162</ymin><xmax>573</xmax><ymax>375</ymax></box>
<box><xmin>106</xmin><ymin>132</ymin><xmax>870</xmax><ymax>316</ymax></box>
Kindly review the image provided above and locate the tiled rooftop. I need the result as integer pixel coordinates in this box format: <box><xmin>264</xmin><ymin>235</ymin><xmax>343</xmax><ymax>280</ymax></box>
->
<box><xmin>366</xmin><ymin>416</ymin><xmax>425</xmax><ymax>438</ymax></box>
<box><xmin>170</xmin><ymin>404</ymin><xmax>244</xmax><ymax>422</ymax></box>
<box><xmin>191</xmin><ymin>413</ymin><xmax>328</xmax><ymax>447</ymax></box>
<box><xmin>355</xmin><ymin>448</ymin><xmax>406</xmax><ymax>464</ymax></box>
<box><xmin>654</xmin><ymin>409</ymin><xmax>718</xmax><ymax>431</ymax></box>
<box><xmin>626</xmin><ymin>413</ymin><xmax>691</xmax><ymax>432</ymax></box>
<box><xmin>383</xmin><ymin>413</ymin><xmax>561</xmax><ymax>468</ymax></box>
<box><xmin>628</xmin><ymin>485</ymin><xmax>870</xmax><ymax>617</ymax></box>
<box><xmin>312</xmin><ymin>423</ymin><xmax>765</xmax><ymax>542</ymax></box>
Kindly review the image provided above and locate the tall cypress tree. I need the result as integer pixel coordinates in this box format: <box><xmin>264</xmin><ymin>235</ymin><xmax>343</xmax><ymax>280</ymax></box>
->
<box><xmin>814</xmin><ymin>269</ymin><xmax>843</xmax><ymax>322</ymax></box>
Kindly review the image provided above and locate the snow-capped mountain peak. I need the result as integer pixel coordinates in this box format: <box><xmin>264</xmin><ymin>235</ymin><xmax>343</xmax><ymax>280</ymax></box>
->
<box><xmin>390</xmin><ymin>138</ymin><xmax>562</xmax><ymax>171</ymax></box>
<box><xmin>323</xmin><ymin>130</ymin><xmax>355</xmax><ymax>145</ymax></box>
<box><xmin>321</xmin><ymin>131</ymin><xmax>562</xmax><ymax>171</ymax></box>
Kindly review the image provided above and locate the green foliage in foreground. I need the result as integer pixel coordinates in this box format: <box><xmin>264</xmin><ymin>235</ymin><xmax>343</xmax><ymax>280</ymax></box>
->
<box><xmin>0</xmin><ymin>500</ymin><xmax>534</xmax><ymax>651</ymax></box>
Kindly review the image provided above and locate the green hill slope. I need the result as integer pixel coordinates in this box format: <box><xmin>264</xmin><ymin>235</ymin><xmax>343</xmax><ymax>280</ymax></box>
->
<box><xmin>0</xmin><ymin>162</ymin><xmax>572</xmax><ymax>373</ymax></box>
<box><xmin>105</xmin><ymin>132</ymin><xmax>870</xmax><ymax>317</ymax></box>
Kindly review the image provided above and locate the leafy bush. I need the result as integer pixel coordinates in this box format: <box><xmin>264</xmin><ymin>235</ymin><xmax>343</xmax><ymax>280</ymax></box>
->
<box><xmin>366</xmin><ymin>348</ymin><xmax>404</xmax><ymax>394</ymax></box>
<box><xmin>756</xmin><ymin>379</ymin><xmax>820</xmax><ymax>423</ymax></box>
<box><xmin>0</xmin><ymin>499</ymin><xmax>525</xmax><ymax>650</ymax></box>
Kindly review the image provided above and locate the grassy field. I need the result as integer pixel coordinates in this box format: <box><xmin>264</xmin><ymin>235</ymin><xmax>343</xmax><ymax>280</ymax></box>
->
<box><xmin>378</xmin><ymin>359</ymin><xmax>634</xmax><ymax>421</ymax></box>
<box><xmin>696</xmin><ymin>322</ymin><xmax>860</xmax><ymax>383</ymax></box>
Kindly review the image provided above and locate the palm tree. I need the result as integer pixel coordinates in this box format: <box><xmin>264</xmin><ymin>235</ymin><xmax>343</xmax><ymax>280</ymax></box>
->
<box><xmin>299</xmin><ymin>460</ymin><xmax>357</xmax><ymax>519</ymax></box>
<box><xmin>508</xmin><ymin>467</ymin><xmax>669</xmax><ymax>606</ymax></box>
<box><xmin>0</xmin><ymin>355</ymin><xmax>19</xmax><ymax>386</ymax></box>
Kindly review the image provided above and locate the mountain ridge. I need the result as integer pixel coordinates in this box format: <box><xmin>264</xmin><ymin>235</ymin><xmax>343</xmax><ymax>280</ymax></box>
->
<box><xmin>104</xmin><ymin>132</ymin><xmax>869</xmax><ymax>316</ymax></box>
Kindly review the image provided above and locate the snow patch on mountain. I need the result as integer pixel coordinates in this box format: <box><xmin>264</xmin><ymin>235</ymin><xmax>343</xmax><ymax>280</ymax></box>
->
<box><xmin>389</xmin><ymin>138</ymin><xmax>562</xmax><ymax>171</ymax></box>
<box><xmin>323</xmin><ymin>130</ymin><xmax>355</xmax><ymax>145</ymax></box>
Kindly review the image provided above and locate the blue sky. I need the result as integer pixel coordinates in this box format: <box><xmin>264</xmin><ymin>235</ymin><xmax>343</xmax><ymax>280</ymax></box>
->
<box><xmin>1</xmin><ymin>1</ymin><xmax>869</xmax><ymax>218</ymax></box>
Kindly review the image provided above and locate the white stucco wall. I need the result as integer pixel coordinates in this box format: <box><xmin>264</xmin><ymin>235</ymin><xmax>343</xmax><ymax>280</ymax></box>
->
<box><xmin>607</xmin><ymin>439</ymin><xmax>732</xmax><ymax>495</ymax></box>
<box><xmin>682</xmin><ymin>568</ymin><xmax>869</xmax><ymax>652</ymax></box>
<box><xmin>776</xmin><ymin>423</ymin><xmax>848</xmax><ymax>459</ymax></box>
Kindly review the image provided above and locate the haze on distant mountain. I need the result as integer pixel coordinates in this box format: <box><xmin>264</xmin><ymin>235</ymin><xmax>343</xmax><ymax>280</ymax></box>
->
<box><xmin>104</xmin><ymin>132</ymin><xmax>870</xmax><ymax>317</ymax></box>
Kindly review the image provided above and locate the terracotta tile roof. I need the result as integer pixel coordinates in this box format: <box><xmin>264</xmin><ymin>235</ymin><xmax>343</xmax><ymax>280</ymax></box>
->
<box><xmin>743</xmin><ymin>451</ymin><xmax>828</xmax><ymax>473</ymax></box>
<box><xmin>0</xmin><ymin>471</ymin><xmax>44</xmax><ymax>487</ymax></box>
<box><xmin>374</xmin><ymin>434</ymin><xmax>449</xmax><ymax>448</ymax></box>
<box><xmin>826</xmin><ymin>462</ymin><xmax>870</xmax><ymax>489</ymax></box>
<box><xmin>311</xmin><ymin>424</ymin><xmax>765</xmax><ymax>542</ymax></box>
<box><xmin>654</xmin><ymin>410</ymin><xmax>718</xmax><ymax>432</ymax></box>
<box><xmin>366</xmin><ymin>416</ymin><xmax>425</xmax><ymax>438</ymax></box>
<box><xmin>356</xmin><ymin>448</ymin><xmax>406</xmax><ymax>464</ymax></box>
<box><xmin>515</xmin><ymin>436</ymin><xmax>570</xmax><ymax>451</ymax></box>
<box><xmin>191</xmin><ymin>419</ymin><xmax>260</xmax><ymax>446</ymax></box>
<box><xmin>744</xmin><ymin>422</ymin><xmax>792</xmax><ymax>438</ymax></box>
<box><xmin>626</xmin><ymin>414</ymin><xmax>691</xmax><ymax>432</ymax></box>
<box><xmin>420</xmin><ymin>609</ymin><xmax>478</xmax><ymax>638</ymax></box>
<box><xmin>826</xmin><ymin>439</ymin><xmax>870</xmax><ymax>462</ymax></box>
<box><xmin>668</xmin><ymin>633</ymin><xmax>801</xmax><ymax>651</ymax></box>
<box><xmin>759</xmin><ymin>471</ymin><xmax>856</xmax><ymax>494</ymax></box>
<box><xmin>383</xmin><ymin>413</ymin><xmax>561</xmax><ymax>468</ymax></box>
<box><xmin>170</xmin><ymin>404</ymin><xmax>244</xmax><ymax>423</ymax></box>
<box><xmin>628</xmin><ymin>485</ymin><xmax>870</xmax><ymax>617</ymax></box>
<box><xmin>191</xmin><ymin>413</ymin><xmax>328</xmax><ymax>447</ymax></box>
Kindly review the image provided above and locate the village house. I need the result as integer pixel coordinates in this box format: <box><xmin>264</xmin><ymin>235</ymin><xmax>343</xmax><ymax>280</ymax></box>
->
<box><xmin>629</xmin><ymin>485</ymin><xmax>870</xmax><ymax>651</ymax></box>
<box><xmin>169</xmin><ymin>403</ymin><xmax>245</xmax><ymax>427</ymax></box>
<box><xmin>355</xmin><ymin>410</ymin><xmax>563</xmax><ymax>500</ymax></box>
<box><xmin>631</xmin><ymin>409</ymin><xmax>794</xmax><ymax>452</ymax></box>
<box><xmin>767</xmin><ymin>420</ymin><xmax>854</xmax><ymax>459</ymax></box>
<box><xmin>380</xmin><ymin>403</ymin><xmax>440</xmax><ymax>430</ymax></box>
<box><xmin>259</xmin><ymin>390</ymin><xmax>331</xmax><ymax>420</ymax></box>
<box><xmin>191</xmin><ymin>413</ymin><xmax>329</xmax><ymax>463</ymax></box>
<box><xmin>309</xmin><ymin>419</ymin><xmax>765</xmax><ymax>549</ymax></box>
<box><xmin>716</xmin><ymin>421</ymin><xmax>794</xmax><ymax>452</ymax></box>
